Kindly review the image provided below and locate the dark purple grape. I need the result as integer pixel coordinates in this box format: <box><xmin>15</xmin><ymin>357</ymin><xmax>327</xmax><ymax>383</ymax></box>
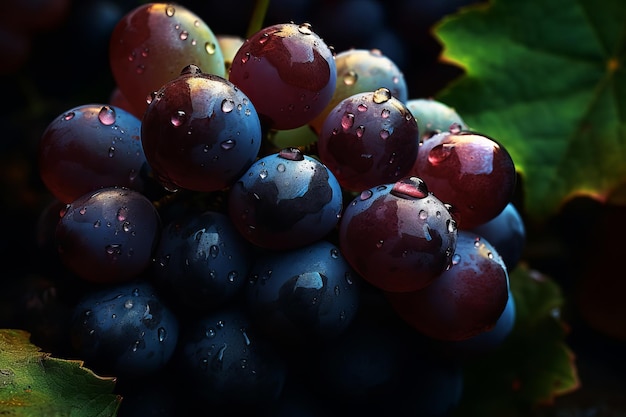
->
<box><xmin>172</xmin><ymin>307</ymin><xmax>287</xmax><ymax>413</ymax></box>
<box><xmin>410</xmin><ymin>129</ymin><xmax>517</xmax><ymax>229</ymax></box>
<box><xmin>70</xmin><ymin>280</ymin><xmax>179</xmax><ymax>378</ymax></box>
<box><xmin>141</xmin><ymin>67</ymin><xmax>262</xmax><ymax>193</ymax></box>
<box><xmin>55</xmin><ymin>187</ymin><xmax>161</xmax><ymax>284</ymax></box>
<box><xmin>386</xmin><ymin>230</ymin><xmax>510</xmax><ymax>341</ymax></box>
<box><xmin>227</xmin><ymin>148</ymin><xmax>343</xmax><ymax>250</ymax></box>
<box><xmin>339</xmin><ymin>177</ymin><xmax>457</xmax><ymax>293</ymax></box>
<box><xmin>470</xmin><ymin>202</ymin><xmax>526</xmax><ymax>271</ymax></box>
<box><xmin>317</xmin><ymin>88</ymin><xmax>420</xmax><ymax>192</ymax></box>
<box><xmin>152</xmin><ymin>210</ymin><xmax>253</xmax><ymax>313</ymax></box>
<box><xmin>228</xmin><ymin>22</ymin><xmax>336</xmax><ymax>130</ymax></box>
<box><xmin>38</xmin><ymin>104</ymin><xmax>150</xmax><ymax>204</ymax></box>
<box><xmin>246</xmin><ymin>239</ymin><xmax>361</xmax><ymax>348</ymax></box>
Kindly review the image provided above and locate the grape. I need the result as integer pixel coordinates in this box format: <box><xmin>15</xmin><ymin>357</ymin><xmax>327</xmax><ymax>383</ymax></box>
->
<box><xmin>245</xmin><ymin>240</ymin><xmax>361</xmax><ymax>348</ymax></box>
<box><xmin>109</xmin><ymin>2</ymin><xmax>226</xmax><ymax>116</ymax></box>
<box><xmin>317</xmin><ymin>88</ymin><xmax>420</xmax><ymax>192</ymax></box>
<box><xmin>172</xmin><ymin>306</ymin><xmax>287</xmax><ymax>413</ymax></box>
<box><xmin>227</xmin><ymin>147</ymin><xmax>343</xmax><ymax>250</ymax></box>
<box><xmin>38</xmin><ymin>104</ymin><xmax>150</xmax><ymax>204</ymax></box>
<box><xmin>405</xmin><ymin>98</ymin><xmax>467</xmax><ymax>140</ymax></box>
<box><xmin>339</xmin><ymin>176</ymin><xmax>458</xmax><ymax>293</ymax></box>
<box><xmin>152</xmin><ymin>210</ymin><xmax>252</xmax><ymax>314</ymax></box>
<box><xmin>386</xmin><ymin>230</ymin><xmax>510</xmax><ymax>341</ymax></box>
<box><xmin>411</xmin><ymin>128</ymin><xmax>517</xmax><ymax>229</ymax></box>
<box><xmin>69</xmin><ymin>279</ymin><xmax>180</xmax><ymax>379</ymax></box>
<box><xmin>55</xmin><ymin>187</ymin><xmax>161</xmax><ymax>284</ymax></box>
<box><xmin>217</xmin><ymin>34</ymin><xmax>244</xmax><ymax>73</ymax></box>
<box><xmin>470</xmin><ymin>202</ymin><xmax>526</xmax><ymax>271</ymax></box>
<box><xmin>309</xmin><ymin>48</ymin><xmax>409</xmax><ymax>134</ymax></box>
<box><xmin>141</xmin><ymin>65</ymin><xmax>262</xmax><ymax>193</ymax></box>
<box><xmin>228</xmin><ymin>22</ymin><xmax>336</xmax><ymax>130</ymax></box>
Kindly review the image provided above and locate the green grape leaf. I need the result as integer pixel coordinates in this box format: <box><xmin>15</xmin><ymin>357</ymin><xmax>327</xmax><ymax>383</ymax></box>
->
<box><xmin>0</xmin><ymin>329</ymin><xmax>121</xmax><ymax>417</ymax></box>
<box><xmin>433</xmin><ymin>0</ymin><xmax>626</xmax><ymax>224</ymax></box>
<box><xmin>453</xmin><ymin>265</ymin><xmax>580</xmax><ymax>416</ymax></box>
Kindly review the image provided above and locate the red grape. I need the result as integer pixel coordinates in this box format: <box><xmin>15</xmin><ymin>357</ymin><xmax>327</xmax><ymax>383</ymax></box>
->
<box><xmin>109</xmin><ymin>2</ymin><xmax>225</xmax><ymax>116</ymax></box>
<box><xmin>229</xmin><ymin>22</ymin><xmax>336</xmax><ymax>130</ymax></box>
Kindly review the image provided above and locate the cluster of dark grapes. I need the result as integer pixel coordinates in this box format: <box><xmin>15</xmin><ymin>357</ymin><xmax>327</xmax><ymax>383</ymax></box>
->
<box><xmin>33</xmin><ymin>2</ymin><xmax>526</xmax><ymax>416</ymax></box>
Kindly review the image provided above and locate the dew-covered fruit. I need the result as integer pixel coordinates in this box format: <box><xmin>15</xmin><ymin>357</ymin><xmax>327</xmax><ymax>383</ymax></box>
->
<box><xmin>109</xmin><ymin>2</ymin><xmax>225</xmax><ymax>116</ymax></box>
<box><xmin>386</xmin><ymin>230</ymin><xmax>510</xmax><ymax>341</ymax></box>
<box><xmin>227</xmin><ymin>147</ymin><xmax>343</xmax><ymax>250</ymax></box>
<box><xmin>172</xmin><ymin>307</ymin><xmax>287</xmax><ymax>413</ymax></box>
<box><xmin>339</xmin><ymin>177</ymin><xmax>458</xmax><ymax>293</ymax></box>
<box><xmin>55</xmin><ymin>187</ymin><xmax>161</xmax><ymax>283</ymax></box>
<box><xmin>317</xmin><ymin>87</ymin><xmax>420</xmax><ymax>192</ymax></box>
<box><xmin>152</xmin><ymin>210</ymin><xmax>252</xmax><ymax>313</ymax></box>
<box><xmin>69</xmin><ymin>280</ymin><xmax>179</xmax><ymax>379</ymax></box>
<box><xmin>411</xmin><ymin>129</ymin><xmax>517</xmax><ymax>230</ymax></box>
<box><xmin>38</xmin><ymin>104</ymin><xmax>149</xmax><ymax>204</ymax></box>
<box><xmin>141</xmin><ymin>66</ymin><xmax>262</xmax><ymax>193</ymax></box>
<box><xmin>228</xmin><ymin>22</ymin><xmax>336</xmax><ymax>130</ymax></box>
<box><xmin>246</xmin><ymin>240</ymin><xmax>361</xmax><ymax>348</ymax></box>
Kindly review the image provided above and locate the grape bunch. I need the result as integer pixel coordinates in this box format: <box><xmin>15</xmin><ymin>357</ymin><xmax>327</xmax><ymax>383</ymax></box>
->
<box><xmin>33</xmin><ymin>2</ymin><xmax>526</xmax><ymax>416</ymax></box>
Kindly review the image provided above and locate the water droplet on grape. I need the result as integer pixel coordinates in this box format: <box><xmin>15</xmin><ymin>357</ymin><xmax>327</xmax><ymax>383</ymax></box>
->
<box><xmin>179</xmin><ymin>30</ymin><xmax>189</xmax><ymax>41</ymax></box>
<box><xmin>158</xmin><ymin>327</ymin><xmax>167</xmax><ymax>342</ymax></box>
<box><xmin>452</xmin><ymin>253</ymin><xmax>461</xmax><ymax>265</ymax></box>
<box><xmin>390</xmin><ymin>177</ymin><xmax>429</xmax><ymax>199</ymax></box>
<box><xmin>228</xmin><ymin>271</ymin><xmax>238</xmax><ymax>282</ymax></box>
<box><xmin>105</xmin><ymin>244</ymin><xmax>122</xmax><ymax>256</ymax></box>
<box><xmin>259</xmin><ymin>170</ymin><xmax>268</xmax><ymax>179</ymax></box>
<box><xmin>428</xmin><ymin>143</ymin><xmax>454</xmax><ymax>165</ymax></box>
<box><xmin>170</xmin><ymin>110</ymin><xmax>186</xmax><ymax>127</ymax></box>
<box><xmin>108</xmin><ymin>147</ymin><xmax>115</xmax><ymax>157</ymax></box>
<box><xmin>359</xmin><ymin>189</ymin><xmax>373</xmax><ymax>200</ymax></box>
<box><xmin>376</xmin><ymin>240</ymin><xmax>384</xmax><ymax>248</ymax></box>
<box><xmin>205</xmin><ymin>42</ymin><xmax>216</xmax><ymax>54</ymax></box>
<box><xmin>298</xmin><ymin>22</ymin><xmax>313</xmax><ymax>34</ymax></box>
<box><xmin>357</xmin><ymin>103</ymin><xmax>368</xmax><ymax>112</ymax></box>
<box><xmin>206</xmin><ymin>328</ymin><xmax>216</xmax><ymax>338</ymax></box>
<box><xmin>380</xmin><ymin>129</ymin><xmax>390</xmax><ymax>140</ymax></box>
<box><xmin>341</xmin><ymin>113</ymin><xmax>355</xmax><ymax>130</ymax></box>
<box><xmin>276</xmin><ymin>163</ymin><xmax>286</xmax><ymax>173</ymax></box>
<box><xmin>79</xmin><ymin>206</ymin><xmax>87</xmax><ymax>215</ymax></box>
<box><xmin>63</xmin><ymin>111</ymin><xmax>75</xmax><ymax>121</ymax></box>
<box><xmin>278</xmin><ymin>147</ymin><xmax>304</xmax><ymax>161</ymax></box>
<box><xmin>381</xmin><ymin>108</ymin><xmax>390</xmax><ymax>118</ymax></box>
<box><xmin>209</xmin><ymin>245</ymin><xmax>219</xmax><ymax>258</ymax></box>
<box><xmin>449</xmin><ymin>123</ymin><xmax>462</xmax><ymax>134</ymax></box>
<box><xmin>136</xmin><ymin>64</ymin><xmax>145</xmax><ymax>74</ymax></box>
<box><xmin>447</xmin><ymin>219</ymin><xmax>458</xmax><ymax>234</ymax></box>
<box><xmin>98</xmin><ymin>106</ymin><xmax>116</xmax><ymax>125</ymax></box>
<box><xmin>165</xmin><ymin>5</ymin><xmax>175</xmax><ymax>16</ymax></box>
<box><xmin>356</xmin><ymin>125</ymin><xmax>365</xmax><ymax>138</ymax></box>
<box><xmin>124</xmin><ymin>299</ymin><xmax>133</xmax><ymax>309</ymax></box>
<box><xmin>93</xmin><ymin>220</ymin><xmax>101</xmax><ymax>228</ymax></box>
<box><xmin>221</xmin><ymin>139</ymin><xmax>236</xmax><ymax>150</ymax></box>
<box><xmin>343</xmin><ymin>70</ymin><xmax>358</xmax><ymax>85</ymax></box>
<box><xmin>221</xmin><ymin>99</ymin><xmax>235</xmax><ymax>113</ymax></box>
<box><xmin>373</xmin><ymin>88</ymin><xmax>392</xmax><ymax>104</ymax></box>
<box><xmin>259</xmin><ymin>33</ymin><xmax>269</xmax><ymax>44</ymax></box>
<box><xmin>330</xmin><ymin>248</ymin><xmax>339</xmax><ymax>258</ymax></box>
<box><xmin>419</xmin><ymin>209</ymin><xmax>428</xmax><ymax>220</ymax></box>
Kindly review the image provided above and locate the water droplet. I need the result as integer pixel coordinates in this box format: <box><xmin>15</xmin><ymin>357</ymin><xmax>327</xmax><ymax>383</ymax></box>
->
<box><xmin>117</xmin><ymin>207</ymin><xmax>128</xmax><ymax>221</ymax></box>
<box><xmin>448</xmin><ymin>219</ymin><xmax>458</xmax><ymax>234</ymax></box>
<box><xmin>343</xmin><ymin>70</ymin><xmax>357</xmax><ymax>85</ymax></box>
<box><xmin>124</xmin><ymin>299</ymin><xmax>133</xmax><ymax>309</ymax></box>
<box><xmin>341</xmin><ymin>113</ymin><xmax>355</xmax><ymax>130</ymax></box>
<box><xmin>228</xmin><ymin>271</ymin><xmax>238</xmax><ymax>282</ymax></box>
<box><xmin>241</xmin><ymin>328</ymin><xmax>251</xmax><ymax>346</ymax></box>
<box><xmin>376</xmin><ymin>240</ymin><xmax>384</xmax><ymax>248</ymax></box>
<box><xmin>428</xmin><ymin>141</ymin><xmax>455</xmax><ymax>165</ymax></box>
<box><xmin>98</xmin><ymin>106</ymin><xmax>116</xmax><ymax>125</ymax></box>
<box><xmin>220</xmin><ymin>139</ymin><xmax>236</xmax><ymax>150</ymax></box>
<box><xmin>259</xmin><ymin>33</ymin><xmax>269</xmax><ymax>44</ymax></box>
<box><xmin>278</xmin><ymin>147</ymin><xmax>304</xmax><ymax>161</ymax></box>
<box><xmin>181</xmin><ymin>64</ymin><xmax>202</xmax><ymax>75</ymax></box>
<box><xmin>359</xmin><ymin>189</ymin><xmax>373</xmax><ymax>200</ymax></box>
<box><xmin>373</xmin><ymin>88</ymin><xmax>392</xmax><ymax>104</ymax></box>
<box><xmin>452</xmin><ymin>253</ymin><xmax>461</xmax><ymax>265</ymax></box>
<box><xmin>132</xmin><ymin>288</ymin><xmax>140</xmax><ymax>296</ymax></box>
<box><xmin>179</xmin><ymin>30</ymin><xmax>189</xmax><ymax>40</ymax></box>
<box><xmin>419</xmin><ymin>209</ymin><xmax>428</xmax><ymax>220</ymax></box>
<box><xmin>276</xmin><ymin>163</ymin><xmax>286</xmax><ymax>172</ymax></box>
<box><xmin>449</xmin><ymin>123</ymin><xmax>462</xmax><ymax>134</ymax></box>
<box><xmin>390</xmin><ymin>177</ymin><xmax>429</xmax><ymax>199</ymax></box>
<box><xmin>241</xmin><ymin>52</ymin><xmax>250</xmax><ymax>64</ymax></box>
<box><xmin>93</xmin><ymin>220</ymin><xmax>101</xmax><ymax>228</ymax></box>
<box><xmin>216</xmin><ymin>320</ymin><xmax>225</xmax><ymax>329</ymax></box>
<box><xmin>209</xmin><ymin>245</ymin><xmax>219</xmax><ymax>258</ymax></box>
<box><xmin>381</xmin><ymin>108</ymin><xmax>390</xmax><ymax>118</ymax></box>
<box><xmin>171</xmin><ymin>110</ymin><xmax>186</xmax><ymax>127</ymax></box>
<box><xmin>122</xmin><ymin>221</ymin><xmax>132</xmax><ymax>232</ymax></box>
<box><xmin>357</xmin><ymin>103</ymin><xmax>368</xmax><ymax>112</ymax></box>
<box><xmin>63</xmin><ymin>111</ymin><xmax>75</xmax><ymax>121</ymax></box>
<box><xmin>158</xmin><ymin>327</ymin><xmax>167</xmax><ymax>342</ymax></box>
<box><xmin>379</xmin><ymin>129</ymin><xmax>390</xmax><ymax>140</ymax></box>
<box><xmin>356</xmin><ymin>125</ymin><xmax>365</xmax><ymax>138</ymax></box>
<box><xmin>135</xmin><ymin>64</ymin><xmax>145</xmax><ymax>74</ymax></box>
<box><xmin>334</xmin><ymin>285</ymin><xmax>340</xmax><ymax>296</ymax></box>
<box><xmin>330</xmin><ymin>248</ymin><xmax>339</xmax><ymax>258</ymax></box>
<box><xmin>206</xmin><ymin>328</ymin><xmax>216</xmax><ymax>338</ymax></box>
<box><xmin>259</xmin><ymin>169</ymin><xmax>268</xmax><ymax>179</ymax></box>
<box><xmin>298</xmin><ymin>22</ymin><xmax>313</xmax><ymax>34</ymax></box>
<box><xmin>105</xmin><ymin>244</ymin><xmax>122</xmax><ymax>256</ymax></box>
<box><xmin>205</xmin><ymin>42</ymin><xmax>216</xmax><ymax>54</ymax></box>
<box><xmin>78</xmin><ymin>206</ymin><xmax>87</xmax><ymax>215</ymax></box>
<box><xmin>344</xmin><ymin>271</ymin><xmax>354</xmax><ymax>285</ymax></box>
<box><xmin>165</xmin><ymin>5</ymin><xmax>175</xmax><ymax>16</ymax></box>
<box><xmin>221</xmin><ymin>98</ymin><xmax>235</xmax><ymax>113</ymax></box>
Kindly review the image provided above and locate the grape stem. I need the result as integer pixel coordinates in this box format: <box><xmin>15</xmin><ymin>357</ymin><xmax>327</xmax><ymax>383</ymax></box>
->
<box><xmin>246</xmin><ymin>0</ymin><xmax>270</xmax><ymax>39</ymax></box>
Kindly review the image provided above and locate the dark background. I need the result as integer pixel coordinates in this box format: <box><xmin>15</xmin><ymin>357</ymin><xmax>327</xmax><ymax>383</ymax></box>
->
<box><xmin>1</xmin><ymin>0</ymin><xmax>624</xmax><ymax>415</ymax></box>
